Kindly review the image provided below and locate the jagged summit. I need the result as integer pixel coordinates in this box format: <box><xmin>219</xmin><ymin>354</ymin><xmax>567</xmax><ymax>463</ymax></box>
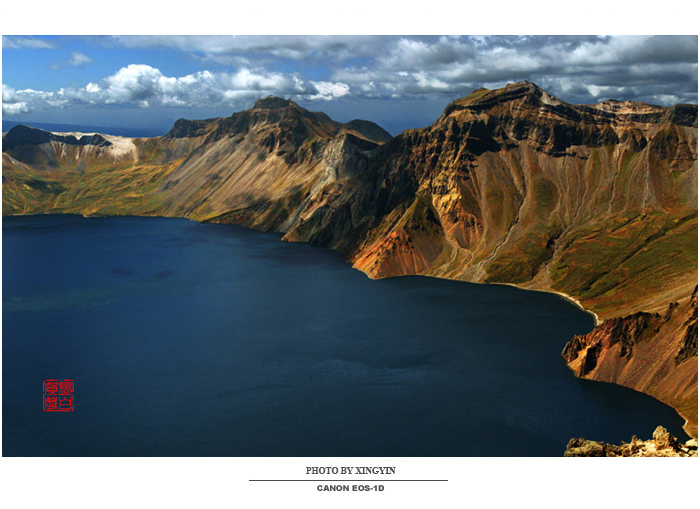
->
<box><xmin>253</xmin><ymin>96</ymin><xmax>298</xmax><ymax>110</ymax></box>
<box><xmin>166</xmin><ymin>118</ymin><xmax>213</xmax><ymax>139</ymax></box>
<box><xmin>164</xmin><ymin>97</ymin><xmax>392</xmax><ymax>146</ymax></box>
<box><xmin>446</xmin><ymin>81</ymin><xmax>562</xmax><ymax>113</ymax></box>
<box><xmin>446</xmin><ymin>81</ymin><xmax>698</xmax><ymax>125</ymax></box>
<box><xmin>435</xmin><ymin>81</ymin><xmax>698</xmax><ymax>157</ymax></box>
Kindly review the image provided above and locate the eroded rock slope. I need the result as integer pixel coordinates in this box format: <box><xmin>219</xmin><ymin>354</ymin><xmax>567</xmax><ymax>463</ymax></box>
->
<box><xmin>3</xmin><ymin>82</ymin><xmax>697</xmax><ymax>435</ymax></box>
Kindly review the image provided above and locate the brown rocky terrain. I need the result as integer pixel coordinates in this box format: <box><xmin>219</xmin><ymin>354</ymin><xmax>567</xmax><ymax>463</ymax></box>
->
<box><xmin>3</xmin><ymin>82</ymin><xmax>697</xmax><ymax>437</ymax></box>
<box><xmin>565</xmin><ymin>426</ymin><xmax>698</xmax><ymax>457</ymax></box>
<box><xmin>563</xmin><ymin>286</ymin><xmax>698</xmax><ymax>438</ymax></box>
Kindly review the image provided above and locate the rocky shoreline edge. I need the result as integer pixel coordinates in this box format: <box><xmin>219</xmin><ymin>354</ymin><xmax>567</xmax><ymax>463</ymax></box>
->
<box><xmin>565</xmin><ymin>426</ymin><xmax>698</xmax><ymax>457</ymax></box>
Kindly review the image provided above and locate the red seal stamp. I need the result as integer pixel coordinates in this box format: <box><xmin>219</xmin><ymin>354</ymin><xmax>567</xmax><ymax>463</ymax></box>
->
<box><xmin>43</xmin><ymin>380</ymin><xmax>74</xmax><ymax>412</ymax></box>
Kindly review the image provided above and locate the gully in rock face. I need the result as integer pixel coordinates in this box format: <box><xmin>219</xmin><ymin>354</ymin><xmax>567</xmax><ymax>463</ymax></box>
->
<box><xmin>3</xmin><ymin>81</ymin><xmax>697</xmax><ymax>443</ymax></box>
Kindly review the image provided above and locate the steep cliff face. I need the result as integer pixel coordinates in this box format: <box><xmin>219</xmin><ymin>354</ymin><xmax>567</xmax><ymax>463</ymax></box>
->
<box><xmin>280</xmin><ymin>82</ymin><xmax>699</xmax><ymax>435</ymax></box>
<box><xmin>333</xmin><ymin>83</ymin><xmax>697</xmax><ymax>318</ymax></box>
<box><xmin>248</xmin><ymin>83</ymin><xmax>697</xmax><ymax>319</ymax></box>
<box><xmin>2</xmin><ymin>96</ymin><xmax>390</xmax><ymax>219</ymax></box>
<box><xmin>156</xmin><ymin>97</ymin><xmax>389</xmax><ymax>221</ymax></box>
<box><xmin>563</xmin><ymin>287</ymin><xmax>698</xmax><ymax>437</ymax></box>
<box><xmin>3</xmin><ymin>82</ymin><xmax>697</xmax><ymax>436</ymax></box>
<box><xmin>208</xmin><ymin>83</ymin><xmax>698</xmax><ymax>436</ymax></box>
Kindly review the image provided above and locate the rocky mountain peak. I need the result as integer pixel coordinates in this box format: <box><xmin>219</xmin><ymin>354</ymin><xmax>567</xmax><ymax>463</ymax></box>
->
<box><xmin>166</xmin><ymin>118</ymin><xmax>212</xmax><ymax>139</ymax></box>
<box><xmin>343</xmin><ymin>119</ymin><xmax>393</xmax><ymax>144</ymax></box>
<box><xmin>499</xmin><ymin>80</ymin><xmax>544</xmax><ymax>95</ymax></box>
<box><xmin>3</xmin><ymin>124</ymin><xmax>112</xmax><ymax>152</ymax></box>
<box><xmin>443</xmin><ymin>81</ymin><xmax>563</xmax><ymax>118</ymax></box>
<box><xmin>253</xmin><ymin>96</ymin><xmax>298</xmax><ymax>110</ymax></box>
<box><xmin>3</xmin><ymin>125</ymin><xmax>53</xmax><ymax>148</ymax></box>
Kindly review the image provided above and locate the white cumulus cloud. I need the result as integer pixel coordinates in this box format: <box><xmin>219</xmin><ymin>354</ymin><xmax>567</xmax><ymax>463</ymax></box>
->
<box><xmin>2</xmin><ymin>36</ymin><xmax>697</xmax><ymax>119</ymax></box>
<box><xmin>2</xmin><ymin>84</ymin><xmax>29</xmax><ymax>114</ymax></box>
<box><xmin>1</xmin><ymin>64</ymin><xmax>358</xmax><ymax>115</ymax></box>
<box><xmin>308</xmin><ymin>81</ymin><xmax>350</xmax><ymax>100</ymax></box>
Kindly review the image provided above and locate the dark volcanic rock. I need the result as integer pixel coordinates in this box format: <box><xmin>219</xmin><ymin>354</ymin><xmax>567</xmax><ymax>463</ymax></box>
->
<box><xmin>253</xmin><ymin>96</ymin><xmax>296</xmax><ymax>110</ymax></box>
<box><xmin>166</xmin><ymin>118</ymin><xmax>212</xmax><ymax>138</ymax></box>
<box><xmin>667</xmin><ymin>104</ymin><xmax>699</xmax><ymax>128</ymax></box>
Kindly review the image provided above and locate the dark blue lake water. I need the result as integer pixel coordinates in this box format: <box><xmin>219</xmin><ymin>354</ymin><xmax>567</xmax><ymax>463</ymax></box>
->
<box><xmin>2</xmin><ymin>215</ymin><xmax>689</xmax><ymax>456</ymax></box>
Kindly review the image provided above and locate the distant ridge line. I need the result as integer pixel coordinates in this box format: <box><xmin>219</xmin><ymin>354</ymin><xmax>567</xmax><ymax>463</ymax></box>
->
<box><xmin>1</xmin><ymin>120</ymin><xmax>165</xmax><ymax>139</ymax></box>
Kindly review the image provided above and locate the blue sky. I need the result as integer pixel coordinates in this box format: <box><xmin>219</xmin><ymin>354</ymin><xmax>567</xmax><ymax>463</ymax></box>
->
<box><xmin>3</xmin><ymin>35</ymin><xmax>698</xmax><ymax>136</ymax></box>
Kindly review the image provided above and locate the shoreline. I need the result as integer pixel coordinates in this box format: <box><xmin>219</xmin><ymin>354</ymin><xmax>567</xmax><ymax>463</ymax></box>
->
<box><xmin>5</xmin><ymin>212</ymin><xmax>694</xmax><ymax>439</ymax></box>
<box><xmin>492</xmin><ymin>282</ymin><xmax>602</xmax><ymax>326</ymax></box>
<box><xmin>353</xmin><ymin>265</ymin><xmax>697</xmax><ymax>437</ymax></box>
<box><xmin>550</xmin><ymin>290</ymin><xmax>602</xmax><ymax>326</ymax></box>
<box><xmin>352</xmin><ymin>261</ymin><xmax>600</xmax><ymax>326</ymax></box>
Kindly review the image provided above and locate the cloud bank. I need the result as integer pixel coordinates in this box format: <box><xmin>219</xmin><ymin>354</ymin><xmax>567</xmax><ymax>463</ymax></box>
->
<box><xmin>2</xmin><ymin>64</ymin><xmax>350</xmax><ymax>115</ymax></box>
<box><xmin>2</xmin><ymin>35</ymin><xmax>697</xmax><ymax>118</ymax></box>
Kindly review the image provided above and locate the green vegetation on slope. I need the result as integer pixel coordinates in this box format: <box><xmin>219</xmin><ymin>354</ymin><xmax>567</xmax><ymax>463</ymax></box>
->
<box><xmin>550</xmin><ymin>211</ymin><xmax>698</xmax><ymax>317</ymax></box>
<box><xmin>2</xmin><ymin>158</ymin><xmax>180</xmax><ymax>217</ymax></box>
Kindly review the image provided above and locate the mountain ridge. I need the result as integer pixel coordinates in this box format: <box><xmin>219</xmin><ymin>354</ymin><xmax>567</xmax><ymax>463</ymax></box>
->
<box><xmin>3</xmin><ymin>82</ymin><xmax>697</xmax><ymax>437</ymax></box>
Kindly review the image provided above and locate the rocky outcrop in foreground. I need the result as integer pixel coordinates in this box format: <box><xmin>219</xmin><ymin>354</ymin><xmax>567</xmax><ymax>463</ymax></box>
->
<box><xmin>565</xmin><ymin>426</ymin><xmax>698</xmax><ymax>457</ymax></box>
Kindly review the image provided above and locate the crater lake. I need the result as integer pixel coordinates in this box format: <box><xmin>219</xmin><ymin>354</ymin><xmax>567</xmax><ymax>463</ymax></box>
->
<box><xmin>2</xmin><ymin>215</ymin><xmax>689</xmax><ymax>456</ymax></box>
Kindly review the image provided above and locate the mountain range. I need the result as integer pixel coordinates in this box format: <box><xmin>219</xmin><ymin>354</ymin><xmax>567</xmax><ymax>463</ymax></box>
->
<box><xmin>3</xmin><ymin>81</ymin><xmax>697</xmax><ymax>438</ymax></box>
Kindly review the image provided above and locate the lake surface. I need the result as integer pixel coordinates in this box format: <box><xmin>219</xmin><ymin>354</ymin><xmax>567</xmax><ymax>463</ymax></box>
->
<box><xmin>2</xmin><ymin>215</ymin><xmax>689</xmax><ymax>456</ymax></box>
